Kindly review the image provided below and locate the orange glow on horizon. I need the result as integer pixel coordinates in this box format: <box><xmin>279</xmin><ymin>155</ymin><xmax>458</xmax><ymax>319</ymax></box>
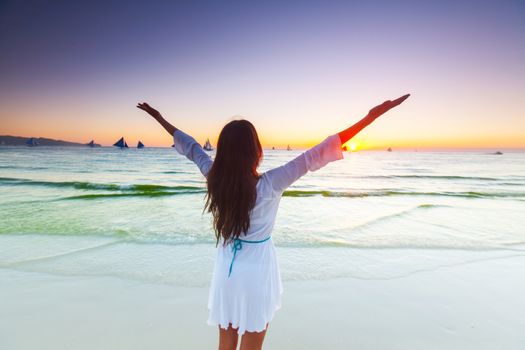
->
<box><xmin>1</xmin><ymin>128</ymin><xmax>524</xmax><ymax>150</ymax></box>
<box><xmin>341</xmin><ymin>141</ymin><xmax>359</xmax><ymax>152</ymax></box>
<box><xmin>2</xmin><ymin>111</ymin><xmax>524</xmax><ymax>150</ymax></box>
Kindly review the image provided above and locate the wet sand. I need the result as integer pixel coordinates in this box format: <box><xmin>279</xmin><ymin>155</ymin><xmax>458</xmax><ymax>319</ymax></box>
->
<box><xmin>2</xmin><ymin>249</ymin><xmax>524</xmax><ymax>350</ymax></box>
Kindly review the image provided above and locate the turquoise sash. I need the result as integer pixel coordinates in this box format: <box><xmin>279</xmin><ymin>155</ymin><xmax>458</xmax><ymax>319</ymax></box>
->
<box><xmin>228</xmin><ymin>236</ymin><xmax>271</xmax><ymax>277</ymax></box>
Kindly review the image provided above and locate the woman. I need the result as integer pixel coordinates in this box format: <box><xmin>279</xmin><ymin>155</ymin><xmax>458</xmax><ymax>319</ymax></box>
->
<box><xmin>137</xmin><ymin>94</ymin><xmax>410</xmax><ymax>350</ymax></box>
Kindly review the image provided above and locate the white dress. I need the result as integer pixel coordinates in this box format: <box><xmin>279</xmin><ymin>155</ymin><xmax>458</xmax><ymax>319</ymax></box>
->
<box><xmin>173</xmin><ymin>129</ymin><xmax>343</xmax><ymax>335</ymax></box>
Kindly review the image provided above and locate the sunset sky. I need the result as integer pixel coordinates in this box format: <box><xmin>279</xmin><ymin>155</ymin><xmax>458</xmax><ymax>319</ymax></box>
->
<box><xmin>0</xmin><ymin>0</ymin><xmax>524</xmax><ymax>149</ymax></box>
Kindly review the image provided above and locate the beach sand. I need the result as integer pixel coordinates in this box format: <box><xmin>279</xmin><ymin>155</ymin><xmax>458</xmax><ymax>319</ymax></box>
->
<box><xmin>2</xmin><ymin>246</ymin><xmax>524</xmax><ymax>349</ymax></box>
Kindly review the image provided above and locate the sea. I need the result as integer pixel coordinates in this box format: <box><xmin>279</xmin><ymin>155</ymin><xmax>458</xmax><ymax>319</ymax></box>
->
<box><xmin>1</xmin><ymin>146</ymin><xmax>524</xmax><ymax>287</ymax></box>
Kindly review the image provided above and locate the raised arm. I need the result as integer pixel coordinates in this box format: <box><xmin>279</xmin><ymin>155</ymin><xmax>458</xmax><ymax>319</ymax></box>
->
<box><xmin>137</xmin><ymin>102</ymin><xmax>213</xmax><ymax>177</ymax></box>
<box><xmin>264</xmin><ymin>133</ymin><xmax>344</xmax><ymax>193</ymax></box>
<box><xmin>266</xmin><ymin>94</ymin><xmax>410</xmax><ymax>193</ymax></box>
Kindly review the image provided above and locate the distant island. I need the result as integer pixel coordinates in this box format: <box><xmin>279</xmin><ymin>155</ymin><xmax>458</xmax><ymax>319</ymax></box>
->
<box><xmin>0</xmin><ymin>135</ymin><xmax>100</xmax><ymax>147</ymax></box>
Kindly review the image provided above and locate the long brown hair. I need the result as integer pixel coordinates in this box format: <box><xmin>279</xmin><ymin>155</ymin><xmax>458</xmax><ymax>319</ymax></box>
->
<box><xmin>204</xmin><ymin>119</ymin><xmax>263</xmax><ymax>246</ymax></box>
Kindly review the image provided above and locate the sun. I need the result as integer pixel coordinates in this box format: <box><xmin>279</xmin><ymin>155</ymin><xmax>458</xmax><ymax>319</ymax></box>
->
<box><xmin>342</xmin><ymin>141</ymin><xmax>360</xmax><ymax>152</ymax></box>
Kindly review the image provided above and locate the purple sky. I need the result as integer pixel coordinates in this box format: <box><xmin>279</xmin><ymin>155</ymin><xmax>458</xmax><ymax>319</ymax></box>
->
<box><xmin>1</xmin><ymin>0</ymin><xmax>524</xmax><ymax>149</ymax></box>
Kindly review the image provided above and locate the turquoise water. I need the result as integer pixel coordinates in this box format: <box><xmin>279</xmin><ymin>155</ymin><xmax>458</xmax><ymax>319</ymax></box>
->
<box><xmin>1</xmin><ymin>146</ymin><xmax>524</xmax><ymax>285</ymax></box>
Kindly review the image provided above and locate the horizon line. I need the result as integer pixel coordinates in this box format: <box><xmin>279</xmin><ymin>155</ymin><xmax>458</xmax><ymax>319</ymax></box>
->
<box><xmin>1</xmin><ymin>134</ymin><xmax>524</xmax><ymax>152</ymax></box>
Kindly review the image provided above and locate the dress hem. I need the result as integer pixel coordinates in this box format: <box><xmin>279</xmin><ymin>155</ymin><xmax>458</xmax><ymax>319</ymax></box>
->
<box><xmin>206</xmin><ymin>295</ymin><xmax>283</xmax><ymax>336</ymax></box>
<box><xmin>207</xmin><ymin>305</ymin><xmax>282</xmax><ymax>335</ymax></box>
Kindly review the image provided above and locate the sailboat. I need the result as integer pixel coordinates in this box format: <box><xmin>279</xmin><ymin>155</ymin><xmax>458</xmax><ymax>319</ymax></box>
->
<box><xmin>387</xmin><ymin>147</ymin><xmax>392</xmax><ymax>152</ymax></box>
<box><xmin>137</xmin><ymin>141</ymin><xmax>145</xmax><ymax>149</ymax></box>
<box><xmin>86</xmin><ymin>140</ymin><xmax>100</xmax><ymax>148</ymax></box>
<box><xmin>203</xmin><ymin>138</ymin><xmax>213</xmax><ymax>151</ymax></box>
<box><xmin>26</xmin><ymin>137</ymin><xmax>39</xmax><ymax>147</ymax></box>
<box><xmin>113</xmin><ymin>137</ymin><xmax>129</xmax><ymax>148</ymax></box>
<box><xmin>286</xmin><ymin>144</ymin><xmax>291</xmax><ymax>151</ymax></box>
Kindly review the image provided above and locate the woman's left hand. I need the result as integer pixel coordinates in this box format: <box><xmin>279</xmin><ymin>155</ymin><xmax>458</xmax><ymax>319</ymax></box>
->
<box><xmin>137</xmin><ymin>102</ymin><xmax>162</xmax><ymax>119</ymax></box>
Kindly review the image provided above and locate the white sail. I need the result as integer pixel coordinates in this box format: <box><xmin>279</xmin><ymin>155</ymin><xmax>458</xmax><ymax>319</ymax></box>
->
<box><xmin>203</xmin><ymin>138</ymin><xmax>213</xmax><ymax>151</ymax></box>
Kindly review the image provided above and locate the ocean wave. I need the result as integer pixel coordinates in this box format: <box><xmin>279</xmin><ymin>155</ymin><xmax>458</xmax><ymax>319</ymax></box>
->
<box><xmin>2</xmin><ymin>176</ymin><xmax>525</xmax><ymax>200</ymax></box>
<box><xmin>2</xmin><ymin>231</ymin><xmax>524</xmax><ymax>253</ymax></box>
<box><xmin>61</xmin><ymin>191</ymin><xmax>205</xmax><ymax>200</ymax></box>
<box><xmin>0</xmin><ymin>177</ymin><xmax>204</xmax><ymax>193</ymax></box>
<box><xmin>332</xmin><ymin>203</ymin><xmax>447</xmax><ymax>233</ymax></box>
<box><xmin>282</xmin><ymin>189</ymin><xmax>525</xmax><ymax>199</ymax></box>
<box><xmin>360</xmin><ymin>175</ymin><xmax>509</xmax><ymax>181</ymax></box>
<box><xmin>60</xmin><ymin>189</ymin><xmax>525</xmax><ymax>200</ymax></box>
<box><xmin>0</xmin><ymin>166</ymin><xmax>50</xmax><ymax>170</ymax></box>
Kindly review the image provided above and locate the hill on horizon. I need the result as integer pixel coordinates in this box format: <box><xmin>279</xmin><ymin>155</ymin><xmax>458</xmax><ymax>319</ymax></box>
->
<box><xmin>0</xmin><ymin>135</ymin><xmax>100</xmax><ymax>147</ymax></box>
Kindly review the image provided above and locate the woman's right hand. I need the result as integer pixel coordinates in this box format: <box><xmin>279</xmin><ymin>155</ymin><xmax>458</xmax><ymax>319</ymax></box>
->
<box><xmin>367</xmin><ymin>94</ymin><xmax>410</xmax><ymax>121</ymax></box>
<box><xmin>137</xmin><ymin>102</ymin><xmax>162</xmax><ymax>119</ymax></box>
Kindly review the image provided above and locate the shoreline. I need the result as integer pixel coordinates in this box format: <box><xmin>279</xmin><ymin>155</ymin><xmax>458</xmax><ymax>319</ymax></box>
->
<box><xmin>2</xmin><ymin>249</ymin><xmax>524</xmax><ymax>350</ymax></box>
